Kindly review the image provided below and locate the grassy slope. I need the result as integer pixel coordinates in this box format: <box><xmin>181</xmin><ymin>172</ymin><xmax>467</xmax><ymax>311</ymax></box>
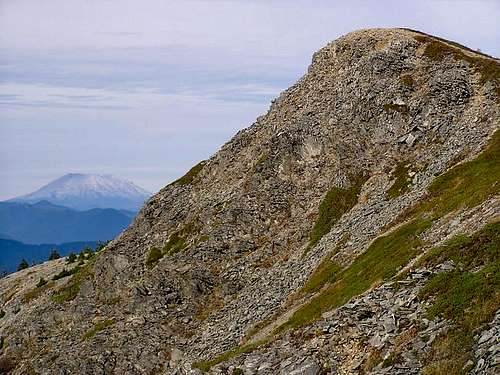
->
<box><xmin>194</xmin><ymin>130</ymin><xmax>499</xmax><ymax>370</ymax></box>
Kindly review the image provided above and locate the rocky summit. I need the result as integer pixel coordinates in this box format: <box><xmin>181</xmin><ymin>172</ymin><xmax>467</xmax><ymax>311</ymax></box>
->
<box><xmin>0</xmin><ymin>28</ymin><xmax>499</xmax><ymax>375</ymax></box>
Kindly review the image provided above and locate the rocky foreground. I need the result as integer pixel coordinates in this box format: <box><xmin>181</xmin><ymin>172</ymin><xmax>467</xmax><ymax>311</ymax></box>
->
<box><xmin>0</xmin><ymin>28</ymin><xmax>499</xmax><ymax>374</ymax></box>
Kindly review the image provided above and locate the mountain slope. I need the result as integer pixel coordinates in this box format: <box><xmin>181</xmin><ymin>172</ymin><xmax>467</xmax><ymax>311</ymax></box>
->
<box><xmin>0</xmin><ymin>29</ymin><xmax>498</xmax><ymax>375</ymax></box>
<box><xmin>9</xmin><ymin>173</ymin><xmax>151</xmax><ymax>211</ymax></box>
<box><xmin>0</xmin><ymin>201</ymin><xmax>133</xmax><ymax>244</ymax></box>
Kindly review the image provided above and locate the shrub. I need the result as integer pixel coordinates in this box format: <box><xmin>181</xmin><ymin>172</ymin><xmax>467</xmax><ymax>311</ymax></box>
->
<box><xmin>48</xmin><ymin>249</ymin><xmax>61</xmax><ymax>260</ymax></box>
<box><xmin>145</xmin><ymin>247</ymin><xmax>163</xmax><ymax>269</ymax></box>
<box><xmin>95</xmin><ymin>241</ymin><xmax>109</xmax><ymax>252</ymax></box>
<box><xmin>66</xmin><ymin>252</ymin><xmax>77</xmax><ymax>263</ymax></box>
<box><xmin>400</xmin><ymin>74</ymin><xmax>414</xmax><ymax>87</ymax></box>
<box><xmin>52</xmin><ymin>267</ymin><xmax>80</xmax><ymax>281</ymax></box>
<box><xmin>82</xmin><ymin>318</ymin><xmax>115</xmax><ymax>340</ymax></box>
<box><xmin>17</xmin><ymin>259</ymin><xmax>29</xmax><ymax>271</ymax></box>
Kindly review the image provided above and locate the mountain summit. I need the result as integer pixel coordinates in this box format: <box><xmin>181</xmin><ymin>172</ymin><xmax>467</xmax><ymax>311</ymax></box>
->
<box><xmin>9</xmin><ymin>173</ymin><xmax>151</xmax><ymax>211</ymax></box>
<box><xmin>0</xmin><ymin>29</ymin><xmax>498</xmax><ymax>374</ymax></box>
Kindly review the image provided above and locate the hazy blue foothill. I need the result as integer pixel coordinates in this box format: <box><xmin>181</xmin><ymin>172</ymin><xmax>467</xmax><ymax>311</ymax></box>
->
<box><xmin>0</xmin><ymin>173</ymin><xmax>150</xmax><ymax>274</ymax></box>
<box><xmin>0</xmin><ymin>239</ymin><xmax>98</xmax><ymax>273</ymax></box>
<box><xmin>0</xmin><ymin>201</ymin><xmax>133</xmax><ymax>244</ymax></box>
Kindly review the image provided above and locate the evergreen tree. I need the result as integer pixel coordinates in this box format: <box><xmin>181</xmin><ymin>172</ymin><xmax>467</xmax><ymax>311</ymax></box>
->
<box><xmin>66</xmin><ymin>252</ymin><xmax>77</xmax><ymax>263</ymax></box>
<box><xmin>17</xmin><ymin>259</ymin><xmax>29</xmax><ymax>271</ymax></box>
<box><xmin>48</xmin><ymin>249</ymin><xmax>61</xmax><ymax>260</ymax></box>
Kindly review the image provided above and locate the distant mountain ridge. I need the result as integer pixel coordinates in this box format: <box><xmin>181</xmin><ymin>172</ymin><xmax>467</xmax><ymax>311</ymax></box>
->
<box><xmin>9</xmin><ymin>173</ymin><xmax>151</xmax><ymax>211</ymax></box>
<box><xmin>0</xmin><ymin>200</ymin><xmax>133</xmax><ymax>244</ymax></box>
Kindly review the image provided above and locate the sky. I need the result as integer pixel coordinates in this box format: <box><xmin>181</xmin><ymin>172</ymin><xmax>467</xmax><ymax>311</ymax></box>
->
<box><xmin>0</xmin><ymin>0</ymin><xmax>499</xmax><ymax>200</ymax></box>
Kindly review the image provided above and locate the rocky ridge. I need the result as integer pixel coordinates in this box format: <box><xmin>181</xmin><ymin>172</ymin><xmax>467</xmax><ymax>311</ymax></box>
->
<box><xmin>0</xmin><ymin>28</ymin><xmax>499</xmax><ymax>374</ymax></box>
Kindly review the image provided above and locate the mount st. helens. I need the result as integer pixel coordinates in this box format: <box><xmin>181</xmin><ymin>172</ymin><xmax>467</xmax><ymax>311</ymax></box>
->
<box><xmin>0</xmin><ymin>29</ymin><xmax>498</xmax><ymax>374</ymax></box>
<box><xmin>1</xmin><ymin>174</ymin><xmax>149</xmax><ymax>272</ymax></box>
<box><xmin>9</xmin><ymin>173</ymin><xmax>151</xmax><ymax>211</ymax></box>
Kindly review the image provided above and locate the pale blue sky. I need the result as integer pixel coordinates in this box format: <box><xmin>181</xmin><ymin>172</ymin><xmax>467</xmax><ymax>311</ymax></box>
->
<box><xmin>1</xmin><ymin>0</ymin><xmax>499</xmax><ymax>199</ymax></box>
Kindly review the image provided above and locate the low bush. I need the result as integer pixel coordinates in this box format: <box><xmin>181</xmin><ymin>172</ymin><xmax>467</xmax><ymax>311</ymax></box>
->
<box><xmin>52</xmin><ymin>267</ymin><xmax>80</xmax><ymax>281</ymax></box>
<box><xmin>48</xmin><ymin>249</ymin><xmax>60</xmax><ymax>260</ymax></box>
<box><xmin>82</xmin><ymin>318</ymin><xmax>115</xmax><ymax>340</ymax></box>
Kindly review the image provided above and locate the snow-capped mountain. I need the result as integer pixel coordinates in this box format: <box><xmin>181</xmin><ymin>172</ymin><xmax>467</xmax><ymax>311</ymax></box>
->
<box><xmin>9</xmin><ymin>173</ymin><xmax>151</xmax><ymax>211</ymax></box>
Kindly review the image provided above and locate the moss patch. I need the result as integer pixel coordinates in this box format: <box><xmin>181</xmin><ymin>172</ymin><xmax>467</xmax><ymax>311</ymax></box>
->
<box><xmin>418</xmin><ymin>222</ymin><xmax>500</xmax><ymax>374</ymax></box>
<box><xmin>192</xmin><ymin>339</ymin><xmax>267</xmax><ymax>372</ymax></box>
<box><xmin>387</xmin><ymin>162</ymin><xmax>412</xmax><ymax>199</ymax></box>
<box><xmin>172</xmin><ymin>161</ymin><xmax>206</xmax><ymax>186</ymax></box>
<box><xmin>400</xmin><ymin>74</ymin><xmax>415</xmax><ymax>88</ymax></box>
<box><xmin>278</xmin><ymin>218</ymin><xmax>430</xmax><ymax>331</ymax></box>
<box><xmin>300</xmin><ymin>257</ymin><xmax>342</xmax><ymax>296</ymax></box>
<box><xmin>23</xmin><ymin>281</ymin><xmax>54</xmax><ymax>303</ymax></box>
<box><xmin>51</xmin><ymin>255</ymin><xmax>97</xmax><ymax>303</ymax></box>
<box><xmin>146</xmin><ymin>247</ymin><xmax>163</xmax><ymax>269</ymax></box>
<box><xmin>281</xmin><ymin>130</ymin><xmax>500</xmax><ymax>331</ymax></box>
<box><xmin>82</xmin><ymin>318</ymin><xmax>116</xmax><ymax>340</ymax></box>
<box><xmin>383</xmin><ymin>103</ymin><xmax>409</xmax><ymax>115</ymax></box>
<box><xmin>163</xmin><ymin>230</ymin><xmax>188</xmax><ymax>255</ymax></box>
<box><xmin>405</xmin><ymin>130</ymin><xmax>500</xmax><ymax>220</ymax></box>
<box><xmin>307</xmin><ymin>172</ymin><xmax>369</xmax><ymax>251</ymax></box>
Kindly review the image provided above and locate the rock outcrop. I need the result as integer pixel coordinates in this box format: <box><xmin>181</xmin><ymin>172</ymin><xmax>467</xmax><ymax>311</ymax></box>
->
<box><xmin>0</xmin><ymin>28</ymin><xmax>499</xmax><ymax>374</ymax></box>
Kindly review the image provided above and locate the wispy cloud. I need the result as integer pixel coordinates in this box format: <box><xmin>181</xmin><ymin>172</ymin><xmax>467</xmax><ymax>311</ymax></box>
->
<box><xmin>0</xmin><ymin>0</ymin><xmax>499</xmax><ymax>199</ymax></box>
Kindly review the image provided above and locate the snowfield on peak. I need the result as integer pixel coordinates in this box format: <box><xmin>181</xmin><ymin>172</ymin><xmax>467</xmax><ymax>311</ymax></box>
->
<box><xmin>9</xmin><ymin>173</ymin><xmax>151</xmax><ymax>211</ymax></box>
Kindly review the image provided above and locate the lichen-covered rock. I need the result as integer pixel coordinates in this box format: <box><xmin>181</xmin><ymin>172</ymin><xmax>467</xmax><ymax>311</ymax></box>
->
<box><xmin>0</xmin><ymin>28</ymin><xmax>499</xmax><ymax>374</ymax></box>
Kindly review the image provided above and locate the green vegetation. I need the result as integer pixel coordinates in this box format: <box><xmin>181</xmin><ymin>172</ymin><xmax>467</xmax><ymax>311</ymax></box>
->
<box><xmin>278</xmin><ymin>218</ymin><xmax>430</xmax><ymax>331</ymax></box>
<box><xmin>300</xmin><ymin>257</ymin><xmax>342</xmax><ymax>296</ymax></box>
<box><xmin>48</xmin><ymin>249</ymin><xmax>61</xmax><ymax>260</ymax></box>
<box><xmin>17</xmin><ymin>259</ymin><xmax>29</xmax><ymax>271</ymax></box>
<box><xmin>253</xmin><ymin>153</ymin><xmax>268</xmax><ymax>171</ymax></box>
<box><xmin>52</xmin><ymin>266</ymin><xmax>80</xmax><ymax>281</ymax></box>
<box><xmin>307</xmin><ymin>173</ymin><xmax>369</xmax><ymax>251</ymax></box>
<box><xmin>192</xmin><ymin>339</ymin><xmax>267</xmax><ymax>372</ymax></box>
<box><xmin>417</xmin><ymin>222</ymin><xmax>500</xmax><ymax>374</ymax></box>
<box><xmin>405</xmin><ymin>130</ymin><xmax>500</xmax><ymax>220</ymax></box>
<box><xmin>280</xmin><ymin>129</ymin><xmax>500</xmax><ymax>331</ymax></box>
<box><xmin>146</xmin><ymin>247</ymin><xmax>163</xmax><ymax>268</ymax></box>
<box><xmin>36</xmin><ymin>278</ymin><xmax>47</xmax><ymax>288</ymax></box>
<box><xmin>414</xmin><ymin>35</ymin><xmax>500</xmax><ymax>100</ymax></box>
<box><xmin>172</xmin><ymin>161</ymin><xmax>206</xmax><ymax>186</ymax></box>
<box><xmin>78</xmin><ymin>247</ymin><xmax>94</xmax><ymax>262</ymax></box>
<box><xmin>387</xmin><ymin>162</ymin><xmax>411</xmax><ymax>199</ymax></box>
<box><xmin>51</xmin><ymin>254</ymin><xmax>97</xmax><ymax>303</ymax></box>
<box><xmin>383</xmin><ymin>103</ymin><xmax>409</xmax><ymax>115</ymax></box>
<box><xmin>162</xmin><ymin>229</ymin><xmax>188</xmax><ymax>255</ymax></box>
<box><xmin>66</xmin><ymin>252</ymin><xmax>77</xmax><ymax>264</ymax></box>
<box><xmin>145</xmin><ymin>223</ymin><xmax>195</xmax><ymax>268</ymax></box>
<box><xmin>82</xmin><ymin>318</ymin><xmax>115</xmax><ymax>340</ymax></box>
<box><xmin>23</xmin><ymin>281</ymin><xmax>54</xmax><ymax>303</ymax></box>
<box><xmin>400</xmin><ymin>74</ymin><xmax>414</xmax><ymax>88</ymax></box>
<box><xmin>195</xmin><ymin>130</ymin><xmax>500</xmax><ymax>371</ymax></box>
